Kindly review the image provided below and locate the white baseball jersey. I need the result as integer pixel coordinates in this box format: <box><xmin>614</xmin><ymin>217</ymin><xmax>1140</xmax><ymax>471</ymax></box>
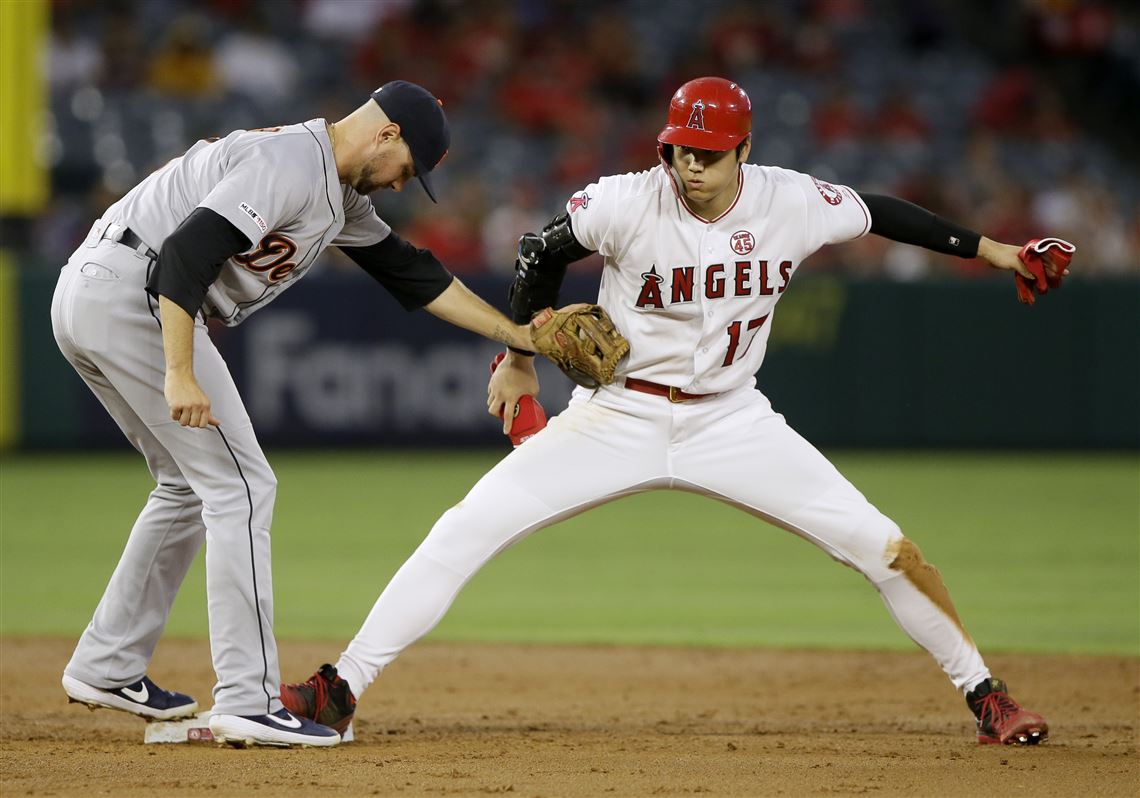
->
<box><xmin>566</xmin><ymin>163</ymin><xmax>870</xmax><ymax>394</ymax></box>
<box><xmin>102</xmin><ymin>119</ymin><xmax>390</xmax><ymax>325</ymax></box>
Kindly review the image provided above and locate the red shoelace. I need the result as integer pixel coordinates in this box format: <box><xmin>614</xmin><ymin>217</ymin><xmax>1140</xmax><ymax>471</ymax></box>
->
<box><xmin>289</xmin><ymin>671</ymin><xmax>329</xmax><ymax>716</ymax></box>
<box><xmin>976</xmin><ymin>690</ymin><xmax>1021</xmax><ymax>728</ymax></box>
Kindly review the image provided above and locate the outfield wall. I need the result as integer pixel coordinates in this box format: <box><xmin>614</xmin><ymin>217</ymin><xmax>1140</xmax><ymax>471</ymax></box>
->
<box><xmin>11</xmin><ymin>268</ymin><xmax>1140</xmax><ymax>449</ymax></box>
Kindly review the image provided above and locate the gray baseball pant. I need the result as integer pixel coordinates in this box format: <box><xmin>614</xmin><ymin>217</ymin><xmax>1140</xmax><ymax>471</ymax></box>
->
<box><xmin>50</xmin><ymin>223</ymin><xmax>282</xmax><ymax>715</ymax></box>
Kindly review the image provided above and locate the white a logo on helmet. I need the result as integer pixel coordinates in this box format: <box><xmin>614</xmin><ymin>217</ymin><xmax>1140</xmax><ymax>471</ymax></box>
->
<box><xmin>686</xmin><ymin>100</ymin><xmax>706</xmax><ymax>130</ymax></box>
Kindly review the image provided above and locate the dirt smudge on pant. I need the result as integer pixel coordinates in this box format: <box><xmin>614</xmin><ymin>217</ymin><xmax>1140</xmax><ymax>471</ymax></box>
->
<box><xmin>887</xmin><ymin>537</ymin><xmax>972</xmax><ymax>643</ymax></box>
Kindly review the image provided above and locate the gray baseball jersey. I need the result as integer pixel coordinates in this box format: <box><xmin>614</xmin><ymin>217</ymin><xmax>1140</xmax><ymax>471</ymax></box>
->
<box><xmin>105</xmin><ymin>119</ymin><xmax>390</xmax><ymax>325</ymax></box>
<box><xmin>53</xmin><ymin>118</ymin><xmax>400</xmax><ymax>720</ymax></box>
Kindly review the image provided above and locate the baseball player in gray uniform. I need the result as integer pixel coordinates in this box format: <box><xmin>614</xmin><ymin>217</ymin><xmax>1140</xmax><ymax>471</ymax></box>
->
<box><xmin>52</xmin><ymin>81</ymin><xmax>537</xmax><ymax>747</ymax></box>
<box><xmin>281</xmin><ymin>78</ymin><xmax>1069</xmax><ymax>747</ymax></box>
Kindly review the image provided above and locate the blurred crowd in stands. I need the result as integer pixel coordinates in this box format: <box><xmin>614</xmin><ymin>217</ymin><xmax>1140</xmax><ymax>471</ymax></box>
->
<box><xmin>35</xmin><ymin>0</ymin><xmax>1140</xmax><ymax>278</ymax></box>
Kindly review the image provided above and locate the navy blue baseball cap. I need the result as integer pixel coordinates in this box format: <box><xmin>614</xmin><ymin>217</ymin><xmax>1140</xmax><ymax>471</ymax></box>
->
<box><xmin>371</xmin><ymin>80</ymin><xmax>450</xmax><ymax>203</ymax></box>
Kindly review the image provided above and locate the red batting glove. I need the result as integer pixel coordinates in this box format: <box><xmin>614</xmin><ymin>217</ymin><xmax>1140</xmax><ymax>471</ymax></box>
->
<box><xmin>1016</xmin><ymin>237</ymin><xmax>1075</xmax><ymax>306</ymax></box>
<box><xmin>490</xmin><ymin>353</ymin><xmax>547</xmax><ymax>447</ymax></box>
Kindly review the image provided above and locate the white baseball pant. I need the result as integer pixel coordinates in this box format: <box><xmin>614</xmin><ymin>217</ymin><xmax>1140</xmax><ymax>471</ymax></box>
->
<box><xmin>335</xmin><ymin>381</ymin><xmax>989</xmax><ymax>699</ymax></box>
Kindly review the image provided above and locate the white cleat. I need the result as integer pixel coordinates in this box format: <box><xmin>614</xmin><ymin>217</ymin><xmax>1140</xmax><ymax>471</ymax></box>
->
<box><xmin>208</xmin><ymin>709</ymin><xmax>340</xmax><ymax>748</ymax></box>
<box><xmin>63</xmin><ymin>674</ymin><xmax>198</xmax><ymax>721</ymax></box>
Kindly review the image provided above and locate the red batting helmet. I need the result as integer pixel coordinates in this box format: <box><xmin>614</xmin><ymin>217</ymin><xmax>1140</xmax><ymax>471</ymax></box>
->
<box><xmin>657</xmin><ymin>77</ymin><xmax>752</xmax><ymax>152</ymax></box>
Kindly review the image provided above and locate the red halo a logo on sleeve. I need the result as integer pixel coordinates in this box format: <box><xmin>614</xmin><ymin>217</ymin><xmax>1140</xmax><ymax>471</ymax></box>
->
<box><xmin>811</xmin><ymin>176</ymin><xmax>843</xmax><ymax>205</ymax></box>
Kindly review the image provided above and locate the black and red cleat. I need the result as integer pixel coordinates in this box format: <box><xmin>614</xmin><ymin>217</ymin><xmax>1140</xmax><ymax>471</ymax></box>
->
<box><xmin>280</xmin><ymin>664</ymin><xmax>356</xmax><ymax>736</ymax></box>
<box><xmin>966</xmin><ymin>677</ymin><xmax>1048</xmax><ymax>745</ymax></box>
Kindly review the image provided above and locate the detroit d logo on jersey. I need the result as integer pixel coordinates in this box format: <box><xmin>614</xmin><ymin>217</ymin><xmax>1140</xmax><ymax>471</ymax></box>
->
<box><xmin>233</xmin><ymin>233</ymin><xmax>299</xmax><ymax>283</ymax></box>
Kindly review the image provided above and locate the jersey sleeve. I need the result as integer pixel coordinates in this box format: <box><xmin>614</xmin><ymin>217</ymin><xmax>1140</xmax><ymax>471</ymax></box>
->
<box><xmin>563</xmin><ymin>176</ymin><xmax>621</xmax><ymax>258</ymax></box>
<box><xmin>197</xmin><ymin>139</ymin><xmax>312</xmax><ymax>246</ymax></box>
<box><xmin>333</xmin><ymin>188</ymin><xmax>392</xmax><ymax>247</ymax></box>
<box><xmin>790</xmin><ymin>171</ymin><xmax>871</xmax><ymax>251</ymax></box>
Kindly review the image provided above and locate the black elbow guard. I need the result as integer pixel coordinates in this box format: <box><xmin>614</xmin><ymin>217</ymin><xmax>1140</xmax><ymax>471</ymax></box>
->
<box><xmin>507</xmin><ymin>212</ymin><xmax>590</xmax><ymax>325</ymax></box>
<box><xmin>508</xmin><ymin>233</ymin><xmax>566</xmax><ymax>324</ymax></box>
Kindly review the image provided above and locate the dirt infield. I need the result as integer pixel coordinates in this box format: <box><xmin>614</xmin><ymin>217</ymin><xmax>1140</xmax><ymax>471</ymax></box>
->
<box><xmin>1</xmin><ymin>638</ymin><xmax>1136</xmax><ymax>797</ymax></box>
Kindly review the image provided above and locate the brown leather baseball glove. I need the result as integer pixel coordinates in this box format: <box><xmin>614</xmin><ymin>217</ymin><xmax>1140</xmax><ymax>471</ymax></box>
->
<box><xmin>531</xmin><ymin>304</ymin><xmax>630</xmax><ymax>388</ymax></box>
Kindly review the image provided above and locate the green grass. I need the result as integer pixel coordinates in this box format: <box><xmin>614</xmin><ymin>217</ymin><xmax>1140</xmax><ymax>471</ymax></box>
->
<box><xmin>1</xmin><ymin>450</ymin><xmax>1137</xmax><ymax>655</ymax></box>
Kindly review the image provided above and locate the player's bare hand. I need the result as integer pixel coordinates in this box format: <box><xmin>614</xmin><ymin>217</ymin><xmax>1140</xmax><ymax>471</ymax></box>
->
<box><xmin>165</xmin><ymin>370</ymin><xmax>220</xmax><ymax>428</ymax></box>
<box><xmin>488</xmin><ymin>351</ymin><xmax>539</xmax><ymax>433</ymax></box>
<box><xmin>978</xmin><ymin>237</ymin><xmax>1038</xmax><ymax>280</ymax></box>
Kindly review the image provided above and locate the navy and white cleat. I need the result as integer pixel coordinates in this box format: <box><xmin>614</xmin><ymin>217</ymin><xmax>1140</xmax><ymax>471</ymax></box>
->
<box><xmin>63</xmin><ymin>673</ymin><xmax>199</xmax><ymax>721</ymax></box>
<box><xmin>208</xmin><ymin>708</ymin><xmax>341</xmax><ymax>748</ymax></box>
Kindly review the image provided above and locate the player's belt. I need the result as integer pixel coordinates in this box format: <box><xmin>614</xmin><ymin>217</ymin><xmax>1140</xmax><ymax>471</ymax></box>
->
<box><xmin>99</xmin><ymin>223</ymin><xmax>158</xmax><ymax>261</ymax></box>
<box><xmin>624</xmin><ymin>378</ymin><xmax>715</xmax><ymax>403</ymax></box>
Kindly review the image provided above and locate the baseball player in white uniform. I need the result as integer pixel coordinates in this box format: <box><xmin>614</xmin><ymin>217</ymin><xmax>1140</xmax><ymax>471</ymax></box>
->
<box><xmin>52</xmin><ymin>81</ymin><xmax>540</xmax><ymax>747</ymax></box>
<box><xmin>283</xmin><ymin>78</ymin><xmax>1068</xmax><ymax>746</ymax></box>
